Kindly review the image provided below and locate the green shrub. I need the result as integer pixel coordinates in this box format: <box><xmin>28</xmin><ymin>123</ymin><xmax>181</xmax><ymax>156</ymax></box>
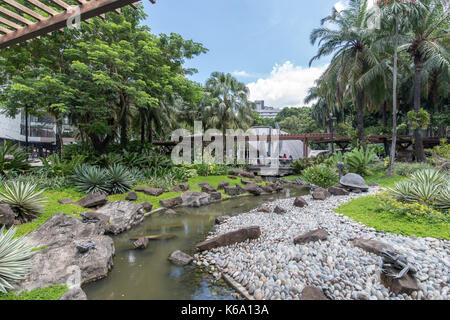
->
<box><xmin>393</xmin><ymin>162</ymin><xmax>433</xmax><ymax>177</ymax></box>
<box><xmin>292</xmin><ymin>155</ymin><xmax>328</xmax><ymax>174</ymax></box>
<box><xmin>389</xmin><ymin>169</ymin><xmax>449</xmax><ymax>211</ymax></box>
<box><xmin>0</xmin><ymin>182</ymin><xmax>47</xmax><ymax>222</ymax></box>
<box><xmin>375</xmin><ymin>192</ymin><xmax>447</xmax><ymax>221</ymax></box>
<box><xmin>0</xmin><ymin>226</ymin><xmax>34</xmax><ymax>293</ymax></box>
<box><xmin>301</xmin><ymin>164</ymin><xmax>339</xmax><ymax>188</ymax></box>
<box><xmin>344</xmin><ymin>146</ymin><xmax>377</xmax><ymax>176</ymax></box>
<box><xmin>0</xmin><ymin>141</ymin><xmax>30</xmax><ymax>176</ymax></box>
<box><xmin>40</xmin><ymin>154</ymin><xmax>86</xmax><ymax>177</ymax></box>
<box><xmin>72</xmin><ymin>165</ymin><xmax>111</xmax><ymax>194</ymax></box>
<box><xmin>107</xmin><ymin>164</ymin><xmax>136</xmax><ymax>194</ymax></box>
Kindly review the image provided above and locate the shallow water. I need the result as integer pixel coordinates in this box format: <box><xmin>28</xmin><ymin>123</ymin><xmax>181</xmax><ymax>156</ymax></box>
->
<box><xmin>83</xmin><ymin>185</ymin><xmax>309</xmax><ymax>300</ymax></box>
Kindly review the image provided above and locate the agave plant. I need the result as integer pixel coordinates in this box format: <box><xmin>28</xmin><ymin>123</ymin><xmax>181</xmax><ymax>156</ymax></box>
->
<box><xmin>0</xmin><ymin>226</ymin><xmax>34</xmax><ymax>293</ymax></box>
<box><xmin>107</xmin><ymin>164</ymin><xmax>136</xmax><ymax>194</ymax></box>
<box><xmin>40</xmin><ymin>154</ymin><xmax>86</xmax><ymax>177</ymax></box>
<box><xmin>72</xmin><ymin>165</ymin><xmax>111</xmax><ymax>194</ymax></box>
<box><xmin>0</xmin><ymin>141</ymin><xmax>30</xmax><ymax>176</ymax></box>
<box><xmin>0</xmin><ymin>182</ymin><xmax>46</xmax><ymax>222</ymax></box>
<box><xmin>389</xmin><ymin>169</ymin><xmax>449</xmax><ymax>210</ymax></box>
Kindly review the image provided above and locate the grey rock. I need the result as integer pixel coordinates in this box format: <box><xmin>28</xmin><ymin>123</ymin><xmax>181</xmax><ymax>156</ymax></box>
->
<box><xmin>0</xmin><ymin>204</ymin><xmax>15</xmax><ymax>229</ymax></box>
<box><xmin>96</xmin><ymin>201</ymin><xmax>145</xmax><ymax>235</ymax></box>
<box><xmin>125</xmin><ymin>192</ymin><xmax>137</xmax><ymax>201</ymax></box>
<box><xmin>181</xmin><ymin>191</ymin><xmax>210</xmax><ymax>207</ymax></box>
<box><xmin>74</xmin><ymin>193</ymin><xmax>108</xmax><ymax>208</ymax></box>
<box><xmin>135</xmin><ymin>187</ymin><xmax>164</xmax><ymax>196</ymax></box>
<box><xmin>59</xmin><ymin>287</ymin><xmax>88</xmax><ymax>300</ymax></box>
<box><xmin>293</xmin><ymin>197</ymin><xmax>308</xmax><ymax>208</ymax></box>
<box><xmin>294</xmin><ymin>229</ymin><xmax>329</xmax><ymax>245</ymax></box>
<box><xmin>340</xmin><ymin>173</ymin><xmax>369</xmax><ymax>191</ymax></box>
<box><xmin>159</xmin><ymin>196</ymin><xmax>183</xmax><ymax>209</ymax></box>
<box><xmin>168</xmin><ymin>250</ymin><xmax>193</xmax><ymax>266</ymax></box>
<box><xmin>57</xmin><ymin>198</ymin><xmax>73</xmax><ymax>205</ymax></box>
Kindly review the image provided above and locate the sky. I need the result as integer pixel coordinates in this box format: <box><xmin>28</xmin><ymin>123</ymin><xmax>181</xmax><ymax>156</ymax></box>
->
<box><xmin>140</xmin><ymin>0</ymin><xmax>350</xmax><ymax>108</ymax></box>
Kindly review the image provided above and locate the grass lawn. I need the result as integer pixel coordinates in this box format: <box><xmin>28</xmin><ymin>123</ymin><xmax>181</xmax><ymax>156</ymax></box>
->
<box><xmin>335</xmin><ymin>196</ymin><xmax>450</xmax><ymax>239</ymax></box>
<box><xmin>0</xmin><ymin>285</ymin><xmax>67</xmax><ymax>300</ymax></box>
<box><xmin>335</xmin><ymin>171</ymin><xmax>449</xmax><ymax>240</ymax></box>
<box><xmin>14</xmin><ymin>175</ymin><xmax>253</xmax><ymax>238</ymax></box>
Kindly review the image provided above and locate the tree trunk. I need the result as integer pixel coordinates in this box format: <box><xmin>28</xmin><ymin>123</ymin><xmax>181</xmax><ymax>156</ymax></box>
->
<box><xmin>147</xmin><ymin>117</ymin><xmax>153</xmax><ymax>145</ymax></box>
<box><xmin>388</xmin><ymin>18</ymin><xmax>399</xmax><ymax>176</ymax></box>
<box><xmin>356</xmin><ymin>88</ymin><xmax>366</xmax><ymax>150</ymax></box>
<box><xmin>119</xmin><ymin>93</ymin><xmax>128</xmax><ymax>149</ymax></box>
<box><xmin>140</xmin><ymin>112</ymin><xmax>145</xmax><ymax>145</ymax></box>
<box><xmin>55</xmin><ymin>117</ymin><xmax>64</xmax><ymax>158</ymax></box>
<box><xmin>413</xmin><ymin>57</ymin><xmax>426</xmax><ymax>162</ymax></box>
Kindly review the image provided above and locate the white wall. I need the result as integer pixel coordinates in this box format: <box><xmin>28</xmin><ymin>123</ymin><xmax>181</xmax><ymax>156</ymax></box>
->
<box><xmin>0</xmin><ymin>112</ymin><xmax>23</xmax><ymax>141</ymax></box>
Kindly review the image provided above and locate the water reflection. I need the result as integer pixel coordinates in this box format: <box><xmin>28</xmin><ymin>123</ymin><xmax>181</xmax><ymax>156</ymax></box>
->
<box><xmin>83</xmin><ymin>185</ymin><xmax>309</xmax><ymax>300</ymax></box>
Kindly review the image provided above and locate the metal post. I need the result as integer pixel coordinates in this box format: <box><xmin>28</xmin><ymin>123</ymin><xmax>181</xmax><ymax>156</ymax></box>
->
<box><xmin>25</xmin><ymin>105</ymin><xmax>29</xmax><ymax>151</ymax></box>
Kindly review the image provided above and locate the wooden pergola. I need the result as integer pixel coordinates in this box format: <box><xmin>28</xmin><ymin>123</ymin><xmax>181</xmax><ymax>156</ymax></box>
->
<box><xmin>0</xmin><ymin>0</ymin><xmax>156</xmax><ymax>49</ymax></box>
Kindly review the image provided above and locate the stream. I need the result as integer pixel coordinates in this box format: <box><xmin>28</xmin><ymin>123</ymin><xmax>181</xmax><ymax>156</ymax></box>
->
<box><xmin>83</xmin><ymin>185</ymin><xmax>309</xmax><ymax>300</ymax></box>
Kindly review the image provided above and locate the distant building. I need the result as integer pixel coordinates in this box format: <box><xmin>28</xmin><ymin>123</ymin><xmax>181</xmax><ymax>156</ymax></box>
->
<box><xmin>254</xmin><ymin>100</ymin><xmax>281</xmax><ymax>119</ymax></box>
<box><xmin>0</xmin><ymin>112</ymin><xmax>75</xmax><ymax>155</ymax></box>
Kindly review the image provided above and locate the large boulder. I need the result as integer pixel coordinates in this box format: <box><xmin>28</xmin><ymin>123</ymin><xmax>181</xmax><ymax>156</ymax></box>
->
<box><xmin>58</xmin><ymin>198</ymin><xmax>73</xmax><ymax>205</ymax></box>
<box><xmin>196</xmin><ymin>226</ymin><xmax>261</xmax><ymax>251</ymax></box>
<box><xmin>140</xmin><ymin>202</ymin><xmax>153</xmax><ymax>213</ymax></box>
<box><xmin>244</xmin><ymin>184</ymin><xmax>263</xmax><ymax>196</ymax></box>
<box><xmin>224</xmin><ymin>186</ymin><xmax>240</xmax><ymax>196</ymax></box>
<box><xmin>229</xmin><ymin>170</ymin><xmax>255</xmax><ymax>179</ymax></box>
<box><xmin>328</xmin><ymin>186</ymin><xmax>350</xmax><ymax>196</ymax></box>
<box><xmin>273</xmin><ymin>206</ymin><xmax>287</xmax><ymax>214</ymax></box>
<box><xmin>210</xmin><ymin>192</ymin><xmax>222</xmax><ymax>200</ymax></box>
<box><xmin>168</xmin><ymin>250</ymin><xmax>193</xmax><ymax>266</ymax></box>
<box><xmin>215</xmin><ymin>215</ymin><xmax>230</xmax><ymax>225</ymax></box>
<box><xmin>240</xmin><ymin>179</ymin><xmax>253</xmax><ymax>185</ymax></box>
<box><xmin>171</xmin><ymin>183</ymin><xmax>190</xmax><ymax>192</ymax></box>
<box><xmin>159</xmin><ymin>196</ymin><xmax>183</xmax><ymax>209</ymax></box>
<box><xmin>351</xmin><ymin>238</ymin><xmax>394</xmax><ymax>257</ymax></box>
<box><xmin>180</xmin><ymin>191</ymin><xmax>210</xmax><ymax>207</ymax></box>
<box><xmin>200</xmin><ymin>183</ymin><xmax>216</xmax><ymax>193</ymax></box>
<box><xmin>27</xmin><ymin>213</ymin><xmax>105</xmax><ymax>248</ymax></box>
<box><xmin>293</xmin><ymin>197</ymin><xmax>308</xmax><ymax>208</ymax></box>
<box><xmin>21</xmin><ymin>235</ymin><xmax>114</xmax><ymax>291</ymax></box>
<box><xmin>380</xmin><ymin>268</ymin><xmax>419</xmax><ymax>295</ymax></box>
<box><xmin>135</xmin><ymin>187</ymin><xmax>164</xmax><ymax>196</ymax></box>
<box><xmin>0</xmin><ymin>204</ymin><xmax>15</xmax><ymax>229</ymax></box>
<box><xmin>340</xmin><ymin>173</ymin><xmax>369</xmax><ymax>192</ymax></box>
<box><xmin>217</xmin><ymin>180</ymin><xmax>229</xmax><ymax>190</ymax></box>
<box><xmin>300</xmin><ymin>286</ymin><xmax>328</xmax><ymax>300</ymax></box>
<box><xmin>312</xmin><ymin>187</ymin><xmax>331</xmax><ymax>200</ymax></box>
<box><xmin>74</xmin><ymin>193</ymin><xmax>108</xmax><ymax>208</ymax></box>
<box><xmin>261</xmin><ymin>185</ymin><xmax>274</xmax><ymax>193</ymax></box>
<box><xmin>96</xmin><ymin>201</ymin><xmax>145</xmax><ymax>235</ymax></box>
<box><xmin>125</xmin><ymin>192</ymin><xmax>137</xmax><ymax>201</ymax></box>
<box><xmin>294</xmin><ymin>229</ymin><xmax>329</xmax><ymax>245</ymax></box>
<box><xmin>22</xmin><ymin>213</ymin><xmax>114</xmax><ymax>292</ymax></box>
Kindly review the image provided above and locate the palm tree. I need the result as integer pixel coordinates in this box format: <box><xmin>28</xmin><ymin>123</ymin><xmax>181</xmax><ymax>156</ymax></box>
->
<box><xmin>310</xmin><ymin>0</ymin><xmax>379</xmax><ymax>148</ymax></box>
<box><xmin>400</xmin><ymin>0</ymin><xmax>449</xmax><ymax>161</ymax></box>
<box><xmin>205</xmin><ymin>72</ymin><xmax>254</xmax><ymax>157</ymax></box>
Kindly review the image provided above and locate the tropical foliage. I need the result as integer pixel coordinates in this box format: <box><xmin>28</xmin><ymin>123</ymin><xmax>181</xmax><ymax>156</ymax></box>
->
<box><xmin>0</xmin><ymin>182</ymin><xmax>46</xmax><ymax>223</ymax></box>
<box><xmin>389</xmin><ymin>169</ymin><xmax>449</xmax><ymax>210</ymax></box>
<box><xmin>301</xmin><ymin>164</ymin><xmax>339</xmax><ymax>188</ymax></box>
<box><xmin>0</xmin><ymin>227</ymin><xmax>34</xmax><ymax>293</ymax></box>
<box><xmin>0</xmin><ymin>142</ymin><xmax>29</xmax><ymax>176</ymax></box>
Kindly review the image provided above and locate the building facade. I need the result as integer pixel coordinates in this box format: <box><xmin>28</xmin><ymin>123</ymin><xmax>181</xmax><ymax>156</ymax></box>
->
<box><xmin>255</xmin><ymin>100</ymin><xmax>281</xmax><ymax>119</ymax></box>
<box><xmin>0</xmin><ymin>111</ymin><xmax>75</xmax><ymax>156</ymax></box>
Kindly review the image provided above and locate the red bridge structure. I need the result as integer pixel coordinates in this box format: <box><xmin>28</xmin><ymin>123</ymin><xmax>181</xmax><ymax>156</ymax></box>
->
<box><xmin>153</xmin><ymin>133</ymin><xmax>442</xmax><ymax>159</ymax></box>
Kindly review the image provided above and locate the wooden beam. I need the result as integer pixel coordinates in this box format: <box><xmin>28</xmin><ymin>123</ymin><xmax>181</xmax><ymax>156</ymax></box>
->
<box><xmin>0</xmin><ymin>7</ymin><xmax>35</xmax><ymax>26</ymax></box>
<box><xmin>47</xmin><ymin>0</ymin><xmax>72</xmax><ymax>10</ymax></box>
<box><xmin>2</xmin><ymin>0</ymin><xmax>46</xmax><ymax>21</ymax></box>
<box><xmin>0</xmin><ymin>26</ymin><xmax>12</xmax><ymax>34</ymax></box>
<box><xmin>0</xmin><ymin>16</ymin><xmax>22</xmax><ymax>30</ymax></box>
<box><xmin>25</xmin><ymin>0</ymin><xmax>60</xmax><ymax>16</ymax></box>
<box><xmin>0</xmin><ymin>0</ymin><xmax>155</xmax><ymax>48</ymax></box>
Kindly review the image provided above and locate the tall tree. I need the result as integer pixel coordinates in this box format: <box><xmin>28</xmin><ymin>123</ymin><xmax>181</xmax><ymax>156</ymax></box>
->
<box><xmin>401</xmin><ymin>0</ymin><xmax>449</xmax><ymax>161</ymax></box>
<box><xmin>310</xmin><ymin>0</ymin><xmax>379</xmax><ymax>148</ymax></box>
<box><xmin>205</xmin><ymin>72</ymin><xmax>254</xmax><ymax>156</ymax></box>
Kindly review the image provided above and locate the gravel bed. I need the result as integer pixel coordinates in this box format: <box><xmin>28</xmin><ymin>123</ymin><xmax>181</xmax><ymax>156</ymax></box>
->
<box><xmin>195</xmin><ymin>188</ymin><xmax>450</xmax><ymax>300</ymax></box>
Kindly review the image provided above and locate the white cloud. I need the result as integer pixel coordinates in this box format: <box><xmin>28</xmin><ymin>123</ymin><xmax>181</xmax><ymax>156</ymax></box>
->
<box><xmin>334</xmin><ymin>1</ymin><xmax>346</xmax><ymax>13</ymax></box>
<box><xmin>231</xmin><ymin>70</ymin><xmax>253</xmax><ymax>78</ymax></box>
<box><xmin>246</xmin><ymin>61</ymin><xmax>328</xmax><ymax>108</ymax></box>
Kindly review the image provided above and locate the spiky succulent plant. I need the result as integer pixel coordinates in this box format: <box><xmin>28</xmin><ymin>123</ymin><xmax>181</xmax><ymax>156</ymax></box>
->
<box><xmin>72</xmin><ymin>165</ymin><xmax>112</xmax><ymax>194</ymax></box>
<box><xmin>0</xmin><ymin>226</ymin><xmax>34</xmax><ymax>293</ymax></box>
<box><xmin>0</xmin><ymin>182</ymin><xmax>46</xmax><ymax>222</ymax></box>
<box><xmin>107</xmin><ymin>164</ymin><xmax>136</xmax><ymax>194</ymax></box>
